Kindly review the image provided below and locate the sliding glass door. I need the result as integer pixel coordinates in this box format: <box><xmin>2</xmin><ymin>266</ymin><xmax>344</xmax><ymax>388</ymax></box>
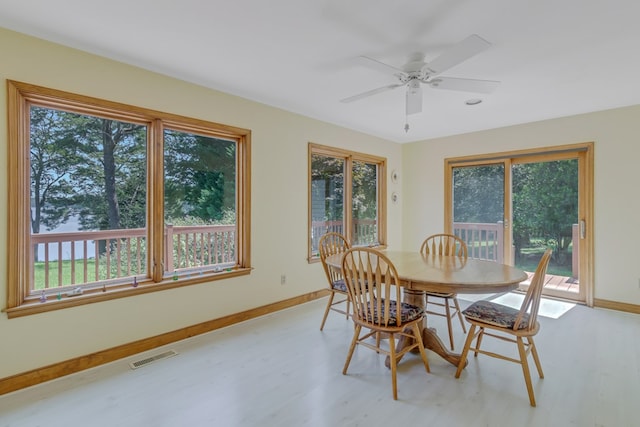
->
<box><xmin>446</xmin><ymin>144</ymin><xmax>593</xmax><ymax>304</ymax></box>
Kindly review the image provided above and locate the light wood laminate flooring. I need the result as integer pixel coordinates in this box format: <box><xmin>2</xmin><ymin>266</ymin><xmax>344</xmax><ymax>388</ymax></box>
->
<box><xmin>1</xmin><ymin>296</ymin><xmax>638</xmax><ymax>426</ymax></box>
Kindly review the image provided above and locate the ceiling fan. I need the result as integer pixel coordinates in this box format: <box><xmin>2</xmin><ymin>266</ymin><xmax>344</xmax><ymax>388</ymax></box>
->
<box><xmin>341</xmin><ymin>34</ymin><xmax>500</xmax><ymax>126</ymax></box>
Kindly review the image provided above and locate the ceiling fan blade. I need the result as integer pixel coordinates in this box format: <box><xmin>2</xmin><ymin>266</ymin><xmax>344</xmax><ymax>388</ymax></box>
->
<box><xmin>423</xmin><ymin>34</ymin><xmax>491</xmax><ymax>76</ymax></box>
<box><xmin>358</xmin><ymin>55</ymin><xmax>406</xmax><ymax>76</ymax></box>
<box><xmin>340</xmin><ymin>83</ymin><xmax>404</xmax><ymax>103</ymax></box>
<box><xmin>428</xmin><ymin>76</ymin><xmax>500</xmax><ymax>93</ymax></box>
<box><xmin>406</xmin><ymin>85</ymin><xmax>423</xmax><ymax>115</ymax></box>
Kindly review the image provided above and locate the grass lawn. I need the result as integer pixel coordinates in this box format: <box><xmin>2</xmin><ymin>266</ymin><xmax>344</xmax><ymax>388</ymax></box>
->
<box><xmin>33</xmin><ymin>259</ymin><xmax>98</xmax><ymax>290</ymax></box>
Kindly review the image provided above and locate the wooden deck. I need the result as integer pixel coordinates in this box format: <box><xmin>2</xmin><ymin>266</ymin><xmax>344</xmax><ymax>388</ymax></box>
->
<box><xmin>523</xmin><ymin>271</ymin><xmax>579</xmax><ymax>293</ymax></box>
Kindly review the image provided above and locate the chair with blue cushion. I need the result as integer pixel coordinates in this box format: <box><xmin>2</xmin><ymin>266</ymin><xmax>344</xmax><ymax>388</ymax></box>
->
<box><xmin>454</xmin><ymin>249</ymin><xmax>552</xmax><ymax>406</ymax></box>
<box><xmin>318</xmin><ymin>232</ymin><xmax>352</xmax><ymax>330</ymax></box>
<box><xmin>341</xmin><ymin>247</ymin><xmax>430</xmax><ymax>400</ymax></box>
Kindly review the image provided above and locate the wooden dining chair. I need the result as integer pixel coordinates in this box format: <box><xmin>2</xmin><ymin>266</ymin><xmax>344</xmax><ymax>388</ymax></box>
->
<box><xmin>341</xmin><ymin>247</ymin><xmax>430</xmax><ymax>400</ymax></box>
<box><xmin>318</xmin><ymin>232</ymin><xmax>352</xmax><ymax>330</ymax></box>
<box><xmin>454</xmin><ymin>249</ymin><xmax>552</xmax><ymax>407</ymax></box>
<box><xmin>420</xmin><ymin>233</ymin><xmax>468</xmax><ymax>350</ymax></box>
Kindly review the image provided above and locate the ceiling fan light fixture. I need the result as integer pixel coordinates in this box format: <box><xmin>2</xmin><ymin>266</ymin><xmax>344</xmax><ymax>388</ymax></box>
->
<box><xmin>406</xmin><ymin>85</ymin><xmax>423</xmax><ymax>115</ymax></box>
<box><xmin>408</xmin><ymin>79</ymin><xmax>421</xmax><ymax>94</ymax></box>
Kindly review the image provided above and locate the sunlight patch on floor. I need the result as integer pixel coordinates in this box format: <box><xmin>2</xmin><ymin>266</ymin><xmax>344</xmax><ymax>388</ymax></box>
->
<box><xmin>490</xmin><ymin>293</ymin><xmax>576</xmax><ymax>319</ymax></box>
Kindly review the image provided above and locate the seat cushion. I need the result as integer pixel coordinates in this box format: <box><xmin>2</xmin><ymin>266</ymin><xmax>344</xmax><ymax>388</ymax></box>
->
<box><xmin>462</xmin><ymin>300</ymin><xmax>529</xmax><ymax>330</ymax></box>
<box><xmin>331</xmin><ymin>278</ymin><xmax>347</xmax><ymax>292</ymax></box>
<box><xmin>337</xmin><ymin>279</ymin><xmax>372</xmax><ymax>293</ymax></box>
<box><xmin>365</xmin><ymin>300</ymin><xmax>423</xmax><ymax>326</ymax></box>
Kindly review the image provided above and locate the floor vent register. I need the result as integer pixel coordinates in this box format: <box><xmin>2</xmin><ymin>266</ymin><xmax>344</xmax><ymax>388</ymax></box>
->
<box><xmin>129</xmin><ymin>350</ymin><xmax>178</xmax><ymax>370</ymax></box>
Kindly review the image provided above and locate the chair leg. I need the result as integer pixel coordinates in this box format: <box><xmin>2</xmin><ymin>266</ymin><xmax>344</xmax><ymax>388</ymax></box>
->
<box><xmin>343</xmin><ymin>324</ymin><xmax>361</xmax><ymax>375</ymax></box>
<box><xmin>517</xmin><ymin>337</ymin><xmax>537</xmax><ymax>407</ymax></box>
<box><xmin>473</xmin><ymin>327</ymin><xmax>485</xmax><ymax>357</ymax></box>
<box><xmin>528</xmin><ymin>337</ymin><xmax>544</xmax><ymax>378</ymax></box>
<box><xmin>320</xmin><ymin>292</ymin><xmax>335</xmax><ymax>331</ymax></box>
<box><xmin>453</xmin><ymin>297</ymin><xmax>467</xmax><ymax>333</ymax></box>
<box><xmin>455</xmin><ymin>324</ymin><xmax>477</xmax><ymax>378</ymax></box>
<box><xmin>444</xmin><ymin>297</ymin><xmax>455</xmax><ymax>350</ymax></box>
<box><xmin>388</xmin><ymin>332</ymin><xmax>398</xmax><ymax>400</ymax></box>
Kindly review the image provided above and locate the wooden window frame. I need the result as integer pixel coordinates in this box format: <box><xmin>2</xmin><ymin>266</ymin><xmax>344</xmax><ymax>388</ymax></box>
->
<box><xmin>6</xmin><ymin>80</ymin><xmax>252</xmax><ymax>318</ymax></box>
<box><xmin>307</xmin><ymin>143</ymin><xmax>387</xmax><ymax>261</ymax></box>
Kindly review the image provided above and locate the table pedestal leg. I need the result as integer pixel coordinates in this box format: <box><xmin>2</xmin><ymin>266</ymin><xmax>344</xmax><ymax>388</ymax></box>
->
<box><xmin>384</xmin><ymin>288</ymin><xmax>467</xmax><ymax>369</ymax></box>
<box><xmin>421</xmin><ymin>327</ymin><xmax>465</xmax><ymax>367</ymax></box>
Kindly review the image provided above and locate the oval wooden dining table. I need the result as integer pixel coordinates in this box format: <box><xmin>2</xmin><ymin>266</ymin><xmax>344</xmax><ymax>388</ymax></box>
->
<box><xmin>325</xmin><ymin>250</ymin><xmax>528</xmax><ymax>368</ymax></box>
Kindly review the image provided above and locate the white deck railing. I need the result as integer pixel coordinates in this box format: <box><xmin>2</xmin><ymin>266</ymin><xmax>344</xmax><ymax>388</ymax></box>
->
<box><xmin>454</xmin><ymin>222</ymin><xmax>504</xmax><ymax>263</ymax></box>
<box><xmin>31</xmin><ymin>224</ymin><xmax>236</xmax><ymax>290</ymax></box>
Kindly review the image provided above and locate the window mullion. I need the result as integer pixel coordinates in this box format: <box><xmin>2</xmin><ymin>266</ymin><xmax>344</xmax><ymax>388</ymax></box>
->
<box><xmin>344</xmin><ymin>156</ymin><xmax>353</xmax><ymax>244</ymax></box>
<box><xmin>149</xmin><ymin>119</ymin><xmax>164</xmax><ymax>282</ymax></box>
<box><xmin>377</xmin><ymin>160</ymin><xmax>386</xmax><ymax>246</ymax></box>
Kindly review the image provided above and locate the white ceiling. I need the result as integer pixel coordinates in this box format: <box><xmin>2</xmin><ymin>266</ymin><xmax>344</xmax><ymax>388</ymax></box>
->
<box><xmin>1</xmin><ymin>0</ymin><xmax>639</xmax><ymax>143</ymax></box>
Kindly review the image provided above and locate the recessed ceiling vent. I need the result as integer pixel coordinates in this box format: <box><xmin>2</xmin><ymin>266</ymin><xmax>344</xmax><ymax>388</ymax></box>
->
<box><xmin>129</xmin><ymin>349</ymin><xmax>178</xmax><ymax>369</ymax></box>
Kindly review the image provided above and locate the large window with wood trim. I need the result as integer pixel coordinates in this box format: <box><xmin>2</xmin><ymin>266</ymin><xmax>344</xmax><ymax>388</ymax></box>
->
<box><xmin>7</xmin><ymin>81</ymin><xmax>251</xmax><ymax>318</ymax></box>
<box><xmin>308</xmin><ymin>143</ymin><xmax>386</xmax><ymax>260</ymax></box>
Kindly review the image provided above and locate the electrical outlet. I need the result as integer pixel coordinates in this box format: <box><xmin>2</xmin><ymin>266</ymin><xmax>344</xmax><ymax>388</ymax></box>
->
<box><xmin>281</xmin><ymin>274</ymin><xmax>286</xmax><ymax>285</ymax></box>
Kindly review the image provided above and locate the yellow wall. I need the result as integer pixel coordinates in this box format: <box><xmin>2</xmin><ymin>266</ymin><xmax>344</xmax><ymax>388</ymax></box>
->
<box><xmin>0</xmin><ymin>28</ymin><xmax>402</xmax><ymax>378</ymax></box>
<box><xmin>402</xmin><ymin>106</ymin><xmax>640</xmax><ymax>305</ymax></box>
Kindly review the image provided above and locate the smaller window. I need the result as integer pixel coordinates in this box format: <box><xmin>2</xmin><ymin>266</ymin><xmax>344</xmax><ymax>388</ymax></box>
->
<box><xmin>308</xmin><ymin>143</ymin><xmax>386</xmax><ymax>260</ymax></box>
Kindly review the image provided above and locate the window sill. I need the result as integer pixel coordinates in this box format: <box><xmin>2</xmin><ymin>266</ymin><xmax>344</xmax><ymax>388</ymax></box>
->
<box><xmin>3</xmin><ymin>267</ymin><xmax>252</xmax><ymax>319</ymax></box>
